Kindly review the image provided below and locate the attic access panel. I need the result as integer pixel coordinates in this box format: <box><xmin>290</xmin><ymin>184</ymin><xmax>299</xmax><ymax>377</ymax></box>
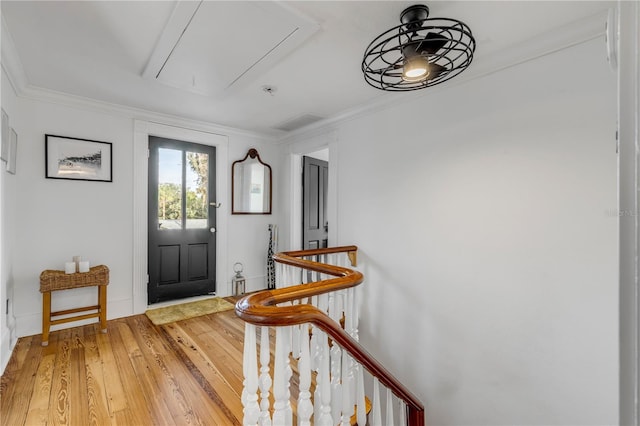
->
<box><xmin>143</xmin><ymin>1</ymin><xmax>318</xmax><ymax>97</ymax></box>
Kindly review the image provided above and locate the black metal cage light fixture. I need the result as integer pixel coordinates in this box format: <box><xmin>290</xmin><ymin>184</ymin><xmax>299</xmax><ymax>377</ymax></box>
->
<box><xmin>362</xmin><ymin>4</ymin><xmax>476</xmax><ymax>91</ymax></box>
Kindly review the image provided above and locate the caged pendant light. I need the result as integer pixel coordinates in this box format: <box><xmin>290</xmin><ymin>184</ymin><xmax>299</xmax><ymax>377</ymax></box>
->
<box><xmin>362</xmin><ymin>4</ymin><xmax>476</xmax><ymax>91</ymax></box>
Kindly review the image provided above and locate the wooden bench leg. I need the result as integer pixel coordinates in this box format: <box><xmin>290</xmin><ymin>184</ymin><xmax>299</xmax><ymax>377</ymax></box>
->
<box><xmin>99</xmin><ymin>285</ymin><xmax>107</xmax><ymax>333</ymax></box>
<box><xmin>42</xmin><ymin>292</ymin><xmax>51</xmax><ymax>346</ymax></box>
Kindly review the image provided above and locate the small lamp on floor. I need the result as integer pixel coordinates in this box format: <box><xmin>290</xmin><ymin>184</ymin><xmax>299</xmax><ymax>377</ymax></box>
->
<box><xmin>232</xmin><ymin>262</ymin><xmax>245</xmax><ymax>296</ymax></box>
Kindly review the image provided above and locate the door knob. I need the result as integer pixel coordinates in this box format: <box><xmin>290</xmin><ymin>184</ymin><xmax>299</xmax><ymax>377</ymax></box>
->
<box><xmin>210</xmin><ymin>227</ymin><xmax>216</xmax><ymax>233</ymax></box>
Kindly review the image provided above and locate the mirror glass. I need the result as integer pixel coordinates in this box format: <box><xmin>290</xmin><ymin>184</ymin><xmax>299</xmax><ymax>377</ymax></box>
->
<box><xmin>232</xmin><ymin>149</ymin><xmax>272</xmax><ymax>214</ymax></box>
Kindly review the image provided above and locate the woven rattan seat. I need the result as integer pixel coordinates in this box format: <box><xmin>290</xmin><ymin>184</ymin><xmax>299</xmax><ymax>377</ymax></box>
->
<box><xmin>39</xmin><ymin>265</ymin><xmax>109</xmax><ymax>292</ymax></box>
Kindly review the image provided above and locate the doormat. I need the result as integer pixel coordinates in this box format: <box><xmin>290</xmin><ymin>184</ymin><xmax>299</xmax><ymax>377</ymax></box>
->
<box><xmin>145</xmin><ymin>297</ymin><xmax>235</xmax><ymax>325</ymax></box>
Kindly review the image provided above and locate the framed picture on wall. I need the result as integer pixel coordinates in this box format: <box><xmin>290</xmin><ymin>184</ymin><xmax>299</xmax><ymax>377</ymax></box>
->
<box><xmin>45</xmin><ymin>134</ymin><xmax>112</xmax><ymax>182</ymax></box>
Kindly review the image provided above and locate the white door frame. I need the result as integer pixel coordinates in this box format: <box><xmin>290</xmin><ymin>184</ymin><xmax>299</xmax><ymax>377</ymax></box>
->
<box><xmin>133</xmin><ymin>120</ymin><xmax>229</xmax><ymax>314</ymax></box>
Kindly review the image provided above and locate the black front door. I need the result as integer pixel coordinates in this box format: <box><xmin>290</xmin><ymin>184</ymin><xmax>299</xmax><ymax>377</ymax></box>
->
<box><xmin>148</xmin><ymin>136</ymin><xmax>216</xmax><ymax>304</ymax></box>
<box><xmin>302</xmin><ymin>156</ymin><xmax>328</xmax><ymax>249</ymax></box>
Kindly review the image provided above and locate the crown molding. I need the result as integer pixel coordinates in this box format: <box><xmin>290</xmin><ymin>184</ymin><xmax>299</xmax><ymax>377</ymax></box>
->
<box><xmin>278</xmin><ymin>8</ymin><xmax>610</xmax><ymax>145</ymax></box>
<box><xmin>17</xmin><ymin>84</ymin><xmax>276</xmax><ymax>140</ymax></box>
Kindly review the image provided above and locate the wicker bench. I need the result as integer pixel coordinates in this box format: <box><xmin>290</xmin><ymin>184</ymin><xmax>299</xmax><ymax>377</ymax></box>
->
<box><xmin>39</xmin><ymin>265</ymin><xmax>109</xmax><ymax>346</ymax></box>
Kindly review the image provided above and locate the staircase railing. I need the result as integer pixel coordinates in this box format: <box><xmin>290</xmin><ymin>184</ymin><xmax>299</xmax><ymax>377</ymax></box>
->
<box><xmin>235</xmin><ymin>245</ymin><xmax>425</xmax><ymax>426</ymax></box>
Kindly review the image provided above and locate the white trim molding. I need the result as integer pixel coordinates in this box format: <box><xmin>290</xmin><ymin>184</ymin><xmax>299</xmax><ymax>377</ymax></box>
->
<box><xmin>617</xmin><ymin>1</ymin><xmax>640</xmax><ymax>424</ymax></box>
<box><xmin>132</xmin><ymin>120</ymin><xmax>229</xmax><ymax>314</ymax></box>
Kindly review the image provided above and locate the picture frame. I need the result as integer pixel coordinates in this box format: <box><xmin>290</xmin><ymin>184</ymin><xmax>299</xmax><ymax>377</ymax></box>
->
<box><xmin>231</xmin><ymin>148</ymin><xmax>272</xmax><ymax>214</ymax></box>
<box><xmin>45</xmin><ymin>134</ymin><xmax>112</xmax><ymax>182</ymax></box>
<box><xmin>1</xmin><ymin>108</ymin><xmax>9</xmax><ymax>162</ymax></box>
<box><xmin>7</xmin><ymin>128</ymin><xmax>17</xmax><ymax>175</ymax></box>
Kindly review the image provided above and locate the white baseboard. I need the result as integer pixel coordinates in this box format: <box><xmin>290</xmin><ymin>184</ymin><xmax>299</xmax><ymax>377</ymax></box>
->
<box><xmin>0</xmin><ymin>325</ymin><xmax>15</xmax><ymax>375</ymax></box>
<box><xmin>236</xmin><ymin>275</ymin><xmax>268</xmax><ymax>295</ymax></box>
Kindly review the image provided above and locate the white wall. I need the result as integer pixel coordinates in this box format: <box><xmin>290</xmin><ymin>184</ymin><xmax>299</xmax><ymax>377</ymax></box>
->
<box><xmin>1</xmin><ymin>68</ymin><xmax>19</xmax><ymax>371</ymax></box>
<box><xmin>0</xmin><ymin>79</ymin><xmax>281</xmax><ymax>342</ymax></box>
<box><xmin>285</xmin><ymin>38</ymin><xmax>618</xmax><ymax>424</ymax></box>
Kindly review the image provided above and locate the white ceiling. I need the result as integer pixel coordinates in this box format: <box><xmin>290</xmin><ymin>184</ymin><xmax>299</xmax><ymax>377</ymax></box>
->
<box><xmin>1</xmin><ymin>1</ymin><xmax>615</xmax><ymax>137</ymax></box>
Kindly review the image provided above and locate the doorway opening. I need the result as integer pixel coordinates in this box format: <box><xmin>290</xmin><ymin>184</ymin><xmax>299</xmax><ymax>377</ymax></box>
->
<box><xmin>291</xmin><ymin>147</ymin><xmax>331</xmax><ymax>251</ymax></box>
<box><xmin>302</xmin><ymin>154</ymin><xmax>328</xmax><ymax>249</ymax></box>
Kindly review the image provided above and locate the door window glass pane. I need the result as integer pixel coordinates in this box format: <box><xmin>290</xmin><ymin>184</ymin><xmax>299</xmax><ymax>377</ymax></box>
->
<box><xmin>158</xmin><ymin>148</ymin><xmax>182</xmax><ymax>230</ymax></box>
<box><xmin>186</xmin><ymin>151</ymin><xmax>208</xmax><ymax>229</ymax></box>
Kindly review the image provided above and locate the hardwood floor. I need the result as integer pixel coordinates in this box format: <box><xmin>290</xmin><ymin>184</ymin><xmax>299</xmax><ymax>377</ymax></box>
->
<box><xmin>1</xmin><ymin>298</ymin><xmax>251</xmax><ymax>426</ymax></box>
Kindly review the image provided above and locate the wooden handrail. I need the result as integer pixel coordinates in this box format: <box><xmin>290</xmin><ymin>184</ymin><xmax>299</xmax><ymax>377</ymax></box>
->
<box><xmin>235</xmin><ymin>245</ymin><xmax>425</xmax><ymax>426</ymax></box>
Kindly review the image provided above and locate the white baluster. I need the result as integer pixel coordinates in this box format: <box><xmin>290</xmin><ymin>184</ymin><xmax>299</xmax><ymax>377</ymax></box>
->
<box><xmin>276</xmin><ymin>262</ymin><xmax>283</xmax><ymax>289</ymax></box>
<box><xmin>340</xmin><ymin>351</ymin><xmax>351</xmax><ymax>426</ymax></box>
<box><xmin>311</xmin><ymin>293</ymin><xmax>328</xmax><ymax>374</ymax></box>
<box><xmin>338</xmin><ymin>288</ymin><xmax>351</xmax><ymax>412</ymax></box>
<box><xmin>282</xmin><ymin>264</ymin><xmax>287</xmax><ymax>288</ymax></box>
<box><xmin>345</xmin><ymin>288</ymin><xmax>357</xmax><ymax>411</ymax></box>
<box><xmin>345</xmin><ymin>357</ymin><xmax>355</xmax><ymax>418</ymax></box>
<box><xmin>297</xmin><ymin>264</ymin><xmax>302</xmax><ymax>285</ymax></box>
<box><xmin>309</xmin><ymin>324</ymin><xmax>319</xmax><ymax>372</ymax></box>
<box><xmin>243</xmin><ymin>324</ymin><xmax>260</xmax><ymax>426</ymax></box>
<box><xmin>297</xmin><ymin>323</ymin><xmax>313</xmax><ymax>426</ymax></box>
<box><xmin>284</xmin><ymin>327</ymin><xmax>293</xmax><ymax>426</ymax></box>
<box><xmin>318</xmin><ymin>292</ymin><xmax>329</xmax><ymax>316</ymax></box>
<box><xmin>316</xmin><ymin>332</ymin><xmax>334</xmax><ymax>426</ymax></box>
<box><xmin>319</xmin><ymin>254</ymin><xmax>325</xmax><ymax>282</ymax></box>
<box><xmin>285</xmin><ymin>264</ymin><xmax>292</xmax><ymax>288</ymax></box>
<box><xmin>303</xmin><ymin>256</ymin><xmax>310</xmax><ymax>284</ymax></box>
<box><xmin>386</xmin><ymin>388</ymin><xmax>394</xmax><ymax>425</ymax></box>
<box><xmin>291</xmin><ymin>264</ymin><xmax>296</xmax><ymax>287</ymax></box>
<box><xmin>329</xmin><ymin>292</ymin><xmax>342</xmax><ymax>423</ymax></box>
<box><xmin>341</xmin><ymin>290</ymin><xmax>348</xmax><ymax>326</ymax></box>
<box><xmin>242</xmin><ymin>324</ymin><xmax>249</xmax><ymax>407</ymax></box>
<box><xmin>273</xmin><ymin>327</ymin><xmax>290</xmax><ymax>426</ymax></box>
<box><xmin>372</xmin><ymin>377</ymin><xmax>381</xmax><ymax>426</ymax></box>
<box><xmin>398</xmin><ymin>399</ymin><xmax>407</xmax><ymax>426</ymax></box>
<box><xmin>345</xmin><ymin>288</ymin><xmax>353</xmax><ymax>335</ymax></box>
<box><xmin>259</xmin><ymin>327</ymin><xmax>272</xmax><ymax>426</ymax></box>
<box><xmin>313</xmin><ymin>328</ymin><xmax>323</xmax><ymax>422</ymax></box>
<box><xmin>307</xmin><ymin>297</ymin><xmax>318</xmax><ymax>369</ymax></box>
<box><xmin>291</xmin><ymin>302</ymin><xmax>300</xmax><ymax>359</ymax></box>
<box><xmin>301</xmin><ymin>258</ymin><xmax>307</xmax><ymax>284</ymax></box>
<box><xmin>309</xmin><ymin>255</ymin><xmax>315</xmax><ymax>283</ymax></box>
<box><xmin>356</xmin><ymin>364</ymin><xmax>366</xmax><ymax>426</ymax></box>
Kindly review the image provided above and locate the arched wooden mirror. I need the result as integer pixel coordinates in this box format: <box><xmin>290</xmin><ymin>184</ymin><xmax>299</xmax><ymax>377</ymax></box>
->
<box><xmin>232</xmin><ymin>149</ymin><xmax>272</xmax><ymax>214</ymax></box>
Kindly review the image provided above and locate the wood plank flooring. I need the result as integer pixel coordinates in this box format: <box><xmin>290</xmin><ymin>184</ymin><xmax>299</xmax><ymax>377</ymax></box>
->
<box><xmin>1</xmin><ymin>298</ymin><xmax>252</xmax><ymax>425</ymax></box>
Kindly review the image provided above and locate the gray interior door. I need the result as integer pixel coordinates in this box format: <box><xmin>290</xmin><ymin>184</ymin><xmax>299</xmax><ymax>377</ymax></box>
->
<box><xmin>148</xmin><ymin>137</ymin><xmax>216</xmax><ymax>304</ymax></box>
<box><xmin>302</xmin><ymin>156</ymin><xmax>328</xmax><ymax>249</ymax></box>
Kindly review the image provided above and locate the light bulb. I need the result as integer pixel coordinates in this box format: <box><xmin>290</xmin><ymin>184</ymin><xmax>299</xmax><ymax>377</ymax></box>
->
<box><xmin>402</xmin><ymin>55</ymin><xmax>429</xmax><ymax>81</ymax></box>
